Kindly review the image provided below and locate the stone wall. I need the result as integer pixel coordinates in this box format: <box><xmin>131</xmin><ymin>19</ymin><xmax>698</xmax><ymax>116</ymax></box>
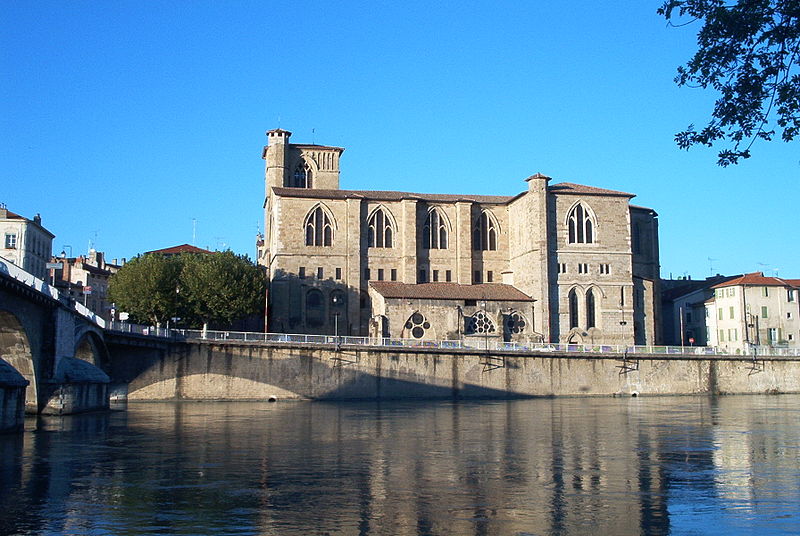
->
<box><xmin>118</xmin><ymin>341</ymin><xmax>800</xmax><ymax>401</ymax></box>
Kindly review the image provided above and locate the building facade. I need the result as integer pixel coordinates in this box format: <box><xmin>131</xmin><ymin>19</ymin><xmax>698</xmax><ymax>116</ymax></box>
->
<box><xmin>660</xmin><ymin>275</ymin><xmax>740</xmax><ymax>347</ymax></box>
<box><xmin>705</xmin><ymin>273</ymin><xmax>800</xmax><ymax>354</ymax></box>
<box><xmin>0</xmin><ymin>204</ymin><xmax>54</xmax><ymax>280</ymax></box>
<box><xmin>257</xmin><ymin>129</ymin><xmax>661</xmax><ymax>345</ymax></box>
<box><xmin>49</xmin><ymin>249</ymin><xmax>121</xmax><ymax>321</ymax></box>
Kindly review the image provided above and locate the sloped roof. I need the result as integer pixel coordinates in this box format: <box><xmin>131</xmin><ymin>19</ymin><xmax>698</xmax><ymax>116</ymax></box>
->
<box><xmin>548</xmin><ymin>182</ymin><xmax>635</xmax><ymax>198</ymax></box>
<box><xmin>272</xmin><ymin>187</ymin><xmax>513</xmax><ymax>204</ymax></box>
<box><xmin>711</xmin><ymin>272</ymin><xmax>800</xmax><ymax>289</ymax></box>
<box><xmin>146</xmin><ymin>244</ymin><xmax>212</xmax><ymax>255</ymax></box>
<box><xmin>370</xmin><ymin>282</ymin><xmax>534</xmax><ymax>302</ymax></box>
<box><xmin>272</xmin><ymin>180</ymin><xmax>638</xmax><ymax>205</ymax></box>
<box><xmin>661</xmin><ymin>275</ymin><xmax>742</xmax><ymax>301</ymax></box>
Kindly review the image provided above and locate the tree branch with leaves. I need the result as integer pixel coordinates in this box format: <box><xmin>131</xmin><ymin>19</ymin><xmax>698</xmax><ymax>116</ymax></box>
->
<box><xmin>659</xmin><ymin>0</ymin><xmax>800</xmax><ymax>165</ymax></box>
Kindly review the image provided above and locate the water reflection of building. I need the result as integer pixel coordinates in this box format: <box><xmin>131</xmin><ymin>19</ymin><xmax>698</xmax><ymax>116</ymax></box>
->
<box><xmin>5</xmin><ymin>398</ymin><xmax>800</xmax><ymax>535</ymax></box>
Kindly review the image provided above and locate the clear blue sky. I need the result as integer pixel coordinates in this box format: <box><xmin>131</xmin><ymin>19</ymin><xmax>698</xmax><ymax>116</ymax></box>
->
<box><xmin>2</xmin><ymin>1</ymin><xmax>798</xmax><ymax>279</ymax></box>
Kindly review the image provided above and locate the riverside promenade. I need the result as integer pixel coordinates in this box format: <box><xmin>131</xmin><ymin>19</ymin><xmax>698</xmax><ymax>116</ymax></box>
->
<box><xmin>107</xmin><ymin>324</ymin><xmax>800</xmax><ymax>402</ymax></box>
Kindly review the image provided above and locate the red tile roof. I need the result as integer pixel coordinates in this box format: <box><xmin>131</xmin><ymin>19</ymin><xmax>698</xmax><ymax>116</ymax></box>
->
<box><xmin>1</xmin><ymin>209</ymin><xmax>25</xmax><ymax>219</ymax></box>
<box><xmin>146</xmin><ymin>244</ymin><xmax>212</xmax><ymax>255</ymax></box>
<box><xmin>711</xmin><ymin>272</ymin><xmax>800</xmax><ymax>289</ymax></box>
<box><xmin>370</xmin><ymin>282</ymin><xmax>534</xmax><ymax>301</ymax></box>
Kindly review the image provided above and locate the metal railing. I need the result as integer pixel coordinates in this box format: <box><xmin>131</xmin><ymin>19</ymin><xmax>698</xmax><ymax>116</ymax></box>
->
<box><xmin>1</xmin><ymin>255</ymin><xmax>106</xmax><ymax>328</ymax></box>
<box><xmin>104</xmin><ymin>321</ymin><xmax>800</xmax><ymax>357</ymax></box>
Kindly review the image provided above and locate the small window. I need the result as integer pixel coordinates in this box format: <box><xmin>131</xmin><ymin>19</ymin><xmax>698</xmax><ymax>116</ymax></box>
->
<box><xmin>299</xmin><ymin>266</ymin><xmax>306</xmax><ymax>279</ymax></box>
<box><xmin>465</xmin><ymin>299</ymin><xmax>477</xmax><ymax>306</ymax></box>
<box><xmin>787</xmin><ymin>312</ymin><xmax>793</xmax><ymax>320</ymax></box>
<box><xmin>789</xmin><ymin>333</ymin><xmax>795</xmax><ymax>341</ymax></box>
<box><xmin>4</xmin><ymin>233</ymin><xmax>16</xmax><ymax>249</ymax></box>
<box><xmin>335</xmin><ymin>267</ymin><xmax>342</xmax><ymax>280</ymax></box>
<box><xmin>729</xmin><ymin>306</ymin><xmax>734</xmax><ymax>319</ymax></box>
<box><xmin>718</xmin><ymin>309</ymin><xmax>723</xmax><ymax>320</ymax></box>
<box><xmin>474</xmin><ymin>270</ymin><xmax>482</xmax><ymax>284</ymax></box>
<box><xmin>763</xmin><ymin>287</ymin><xmax>770</xmax><ymax>297</ymax></box>
<box><xmin>719</xmin><ymin>329</ymin><xmax>725</xmax><ymax>342</ymax></box>
<box><xmin>487</xmin><ymin>271</ymin><xmax>493</xmax><ymax>283</ymax></box>
<box><xmin>391</xmin><ymin>268</ymin><xmax>397</xmax><ymax>281</ymax></box>
<box><xmin>378</xmin><ymin>268</ymin><xmax>384</xmax><ymax>281</ymax></box>
<box><xmin>432</xmin><ymin>270</ymin><xmax>439</xmax><ymax>282</ymax></box>
<box><xmin>419</xmin><ymin>269</ymin><xmax>427</xmax><ymax>283</ymax></box>
<box><xmin>762</xmin><ymin>306</ymin><xmax>768</xmax><ymax>319</ymax></box>
<box><xmin>317</xmin><ymin>267</ymin><xmax>324</xmax><ymax>279</ymax></box>
<box><xmin>788</xmin><ymin>290</ymin><xmax>796</xmax><ymax>302</ymax></box>
<box><xmin>445</xmin><ymin>270</ymin><xmax>452</xmax><ymax>282</ymax></box>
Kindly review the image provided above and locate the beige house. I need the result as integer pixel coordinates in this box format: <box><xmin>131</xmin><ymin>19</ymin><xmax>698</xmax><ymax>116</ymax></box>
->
<box><xmin>0</xmin><ymin>203</ymin><xmax>54</xmax><ymax>280</ymax></box>
<box><xmin>258</xmin><ymin>129</ymin><xmax>661</xmax><ymax>345</ymax></box>
<box><xmin>705</xmin><ymin>272</ymin><xmax>800</xmax><ymax>353</ymax></box>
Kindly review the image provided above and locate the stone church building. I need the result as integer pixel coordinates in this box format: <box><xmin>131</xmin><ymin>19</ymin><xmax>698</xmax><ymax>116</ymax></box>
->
<box><xmin>257</xmin><ymin>129</ymin><xmax>661</xmax><ymax>345</ymax></box>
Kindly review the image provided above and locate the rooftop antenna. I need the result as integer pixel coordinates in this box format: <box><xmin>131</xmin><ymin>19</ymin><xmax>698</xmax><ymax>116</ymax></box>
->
<box><xmin>312</xmin><ymin>127</ymin><xmax>315</xmax><ymax>144</ymax></box>
<box><xmin>213</xmin><ymin>237</ymin><xmax>227</xmax><ymax>251</ymax></box>
<box><xmin>757</xmin><ymin>262</ymin><xmax>769</xmax><ymax>275</ymax></box>
<box><xmin>707</xmin><ymin>257</ymin><xmax>717</xmax><ymax>276</ymax></box>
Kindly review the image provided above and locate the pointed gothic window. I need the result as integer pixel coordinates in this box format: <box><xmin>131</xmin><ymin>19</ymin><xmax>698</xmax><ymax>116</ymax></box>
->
<box><xmin>290</xmin><ymin>160</ymin><xmax>313</xmax><ymax>188</ymax></box>
<box><xmin>473</xmin><ymin>210</ymin><xmax>498</xmax><ymax>251</ymax></box>
<box><xmin>569</xmin><ymin>289</ymin><xmax>579</xmax><ymax>329</ymax></box>
<box><xmin>586</xmin><ymin>289</ymin><xmax>596</xmax><ymax>329</ymax></box>
<box><xmin>567</xmin><ymin>203</ymin><xmax>595</xmax><ymax>244</ymax></box>
<box><xmin>423</xmin><ymin>208</ymin><xmax>448</xmax><ymax>249</ymax></box>
<box><xmin>304</xmin><ymin>206</ymin><xmax>333</xmax><ymax>247</ymax></box>
<box><xmin>367</xmin><ymin>207</ymin><xmax>395</xmax><ymax>248</ymax></box>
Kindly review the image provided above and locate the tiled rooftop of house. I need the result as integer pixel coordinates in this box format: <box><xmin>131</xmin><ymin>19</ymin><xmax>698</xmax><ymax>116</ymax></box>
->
<box><xmin>370</xmin><ymin>282</ymin><xmax>534</xmax><ymax>301</ymax></box>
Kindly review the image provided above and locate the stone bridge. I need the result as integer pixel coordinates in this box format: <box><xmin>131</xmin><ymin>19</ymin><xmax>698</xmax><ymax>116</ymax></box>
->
<box><xmin>0</xmin><ymin>257</ymin><xmax>112</xmax><ymax>431</ymax></box>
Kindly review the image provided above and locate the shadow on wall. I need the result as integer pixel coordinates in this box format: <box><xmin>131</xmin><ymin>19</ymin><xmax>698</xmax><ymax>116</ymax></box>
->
<box><xmin>106</xmin><ymin>341</ymin><xmax>529</xmax><ymax>401</ymax></box>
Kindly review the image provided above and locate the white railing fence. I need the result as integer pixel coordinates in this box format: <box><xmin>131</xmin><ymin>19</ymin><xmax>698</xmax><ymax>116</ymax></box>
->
<box><xmin>104</xmin><ymin>321</ymin><xmax>800</xmax><ymax>358</ymax></box>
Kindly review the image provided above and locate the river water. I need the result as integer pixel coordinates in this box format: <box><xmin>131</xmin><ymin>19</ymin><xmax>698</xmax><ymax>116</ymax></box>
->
<box><xmin>1</xmin><ymin>395</ymin><xmax>799</xmax><ymax>536</ymax></box>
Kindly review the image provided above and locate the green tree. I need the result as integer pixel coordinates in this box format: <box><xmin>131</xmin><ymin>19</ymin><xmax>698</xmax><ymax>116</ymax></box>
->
<box><xmin>108</xmin><ymin>254</ymin><xmax>182</xmax><ymax>326</ymax></box>
<box><xmin>179</xmin><ymin>251</ymin><xmax>266</xmax><ymax>331</ymax></box>
<box><xmin>659</xmin><ymin>0</ymin><xmax>800</xmax><ymax>165</ymax></box>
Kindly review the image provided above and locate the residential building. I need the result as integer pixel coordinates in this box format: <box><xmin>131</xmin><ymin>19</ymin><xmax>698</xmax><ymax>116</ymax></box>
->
<box><xmin>0</xmin><ymin>204</ymin><xmax>54</xmax><ymax>280</ymax></box>
<box><xmin>258</xmin><ymin>129</ymin><xmax>661</xmax><ymax>345</ymax></box>
<box><xmin>49</xmin><ymin>249</ymin><xmax>121</xmax><ymax>321</ymax></box>
<box><xmin>660</xmin><ymin>275</ymin><xmax>740</xmax><ymax>346</ymax></box>
<box><xmin>705</xmin><ymin>272</ymin><xmax>800</xmax><ymax>353</ymax></box>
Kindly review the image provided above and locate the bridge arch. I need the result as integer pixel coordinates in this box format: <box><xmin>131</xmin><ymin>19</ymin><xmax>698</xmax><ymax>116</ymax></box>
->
<box><xmin>74</xmin><ymin>328</ymin><xmax>111</xmax><ymax>371</ymax></box>
<box><xmin>0</xmin><ymin>309</ymin><xmax>37</xmax><ymax>412</ymax></box>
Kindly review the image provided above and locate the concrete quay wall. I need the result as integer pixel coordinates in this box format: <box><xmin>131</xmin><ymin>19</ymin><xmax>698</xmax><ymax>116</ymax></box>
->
<box><xmin>115</xmin><ymin>341</ymin><xmax>800</xmax><ymax>401</ymax></box>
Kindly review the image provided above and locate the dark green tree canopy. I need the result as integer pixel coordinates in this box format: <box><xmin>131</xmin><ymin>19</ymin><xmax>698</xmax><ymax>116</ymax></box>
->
<box><xmin>109</xmin><ymin>251</ymin><xmax>265</xmax><ymax>329</ymax></box>
<box><xmin>659</xmin><ymin>0</ymin><xmax>800</xmax><ymax>165</ymax></box>
<box><xmin>108</xmin><ymin>253</ymin><xmax>182</xmax><ymax>326</ymax></box>
<box><xmin>180</xmin><ymin>251</ymin><xmax>266</xmax><ymax>329</ymax></box>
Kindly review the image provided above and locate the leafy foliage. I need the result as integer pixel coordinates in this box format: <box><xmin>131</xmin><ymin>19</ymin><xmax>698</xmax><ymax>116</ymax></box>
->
<box><xmin>659</xmin><ymin>0</ymin><xmax>800</xmax><ymax>165</ymax></box>
<box><xmin>109</xmin><ymin>251</ymin><xmax>265</xmax><ymax>328</ymax></box>
<box><xmin>108</xmin><ymin>254</ymin><xmax>182</xmax><ymax>326</ymax></box>
<box><xmin>180</xmin><ymin>251</ymin><xmax>266</xmax><ymax>329</ymax></box>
